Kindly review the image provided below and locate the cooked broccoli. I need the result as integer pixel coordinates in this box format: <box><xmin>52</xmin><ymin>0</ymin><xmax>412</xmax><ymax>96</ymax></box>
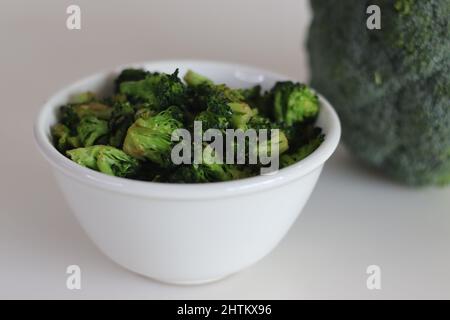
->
<box><xmin>52</xmin><ymin>68</ymin><xmax>324</xmax><ymax>182</ymax></box>
<box><xmin>108</xmin><ymin>101</ymin><xmax>135</xmax><ymax>148</ymax></box>
<box><xmin>183</xmin><ymin>69</ymin><xmax>214</xmax><ymax>87</ymax></box>
<box><xmin>119</xmin><ymin>69</ymin><xmax>185</xmax><ymax>111</ymax></box>
<box><xmin>67</xmin><ymin>145</ymin><xmax>139</xmax><ymax>177</ymax></box>
<box><xmin>169</xmin><ymin>145</ymin><xmax>253</xmax><ymax>183</ymax></box>
<box><xmin>57</xmin><ymin>97</ymin><xmax>112</xmax><ymax>136</ymax></box>
<box><xmin>70</xmin><ymin>91</ymin><xmax>96</xmax><ymax>104</ymax></box>
<box><xmin>123</xmin><ymin>106</ymin><xmax>183</xmax><ymax>166</ymax></box>
<box><xmin>308</xmin><ymin>0</ymin><xmax>450</xmax><ymax>185</ymax></box>
<box><xmin>184</xmin><ymin>70</ymin><xmax>254</xmax><ymax>130</ymax></box>
<box><xmin>114</xmin><ymin>68</ymin><xmax>150</xmax><ymax>92</ymax></box>
<box><xmin>281</xmin><ymin>134</ymin><xmax>325</xmax><ymax>168</ymax></box>
<box><xmin>77</xmin><ymin>116</ymin><xmax>109</xmax><ymax>147</ymax></box>
<box><xmin>250</xmin><ymin>130</ymin><xmax>289</xmax><ymax>160</ymax></box>
<box><xmin>269</xmin><ymin>82</ymin><xmax>319</xmax><ymax>126</ymax></box>
<box><xmin>51</xmin><ymin>123</ymin><xmax>80</xmax><ymax>152</ymax></box>
<box><xmin>73</xmin><ymin>102</ymin><xmax>112</xmax><ymax>120</ymax></box>
<box><xmin>228</xmin><ymin>102</ymin><xmax>255</xmax><ymax>129</ymax></box>
<box><xmin>247</xmin><ymin>112</ymin><xmax>273</xmax><ymax>131</ymax></box>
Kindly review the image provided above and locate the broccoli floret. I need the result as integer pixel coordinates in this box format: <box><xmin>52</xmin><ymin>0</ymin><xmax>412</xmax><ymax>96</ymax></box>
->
<box><xmin>123</xmin><ymin>106</ymin><xmax>183</xmax><ymax>166</ymax></box>
<box><xmin>70</xmin><ymin>91</ymin><xmax>96</xmax><ymax>104</ymax></box>
<box><xmin>237</xmin><ymin>85</ymin><xmax>262</xmax><ymax>103</ymax></box>
<box><xmin>108</xmin><ymin>101</ymin><xmax>135</xmax><ymax>148</ymax></box>
<box><xmin>170</xmin><ymin>146</ymin><xmax>253</xmax><ymax>183</ymax></box>
<box><xmin>73</xmin><ymin>102</ymin><xmax>112</xmax><ymax>120</ymax></box>
<box><xmin>270</xmin><ymin>81</ymin><xmax>319</xmax><ymax>126</ymax></box>
<box><xmin>58</xmin><ymin>99</ymin><xmax>112</xmax><ymax>134</ymax></box>
<box><xmin>67</xmin><ymin>145</ymin><xmax>139</xmax><ymax>177</ymax></box>
<box><xmin>76</xmin><ymin>116</ymin><xmax>109</xmax><ymax>147</ymax></box>
<box><xmin>194</xmin><ymin>110</ymin><xmax>230</xmax><ymax>132</ymax></box>
<box><xmin>184</xmin><ymin>69</ymin><xmax>214</xmax><ymax>87</ymax></box>
<box><xmin>185</xmin><ymin>70</ymin><xmax>254</xmax><ymax>130</ymax></box>
<box><xmin>59</xmin><ymin>105</ymin><xmax>80</xmax><ymax>133</ymax></box>
<box><xmin>228</xmin><ymin>102</ymin><xmax>255</xmax><ymax>129</ymax></box>
<box><xmin>250</xmin><ymin>130</ymin><xmax>289</xmax><ymax>160</ymax></box>
<box><xmin>281</xmin><ymin>134</ymin><xmax>325</xmax><ymax>168</ymax></box>
<box><xmin>247</xmin><ymin>112</ymin><xmax>273</xmax><ymax>131</ymax></box>
<box><xmin>308</xmin><ymin>0</ymin><xmax>450</xmax><ymax>185</ymax></box>
<box><xmin>119</xmin><ymin>69</ymin><xmax>186</xmax><ymax>111</ymax></box>
<box><xmin>114</xmin><ymin>68</ymin><xmax>150</xmax><ymax>92</ymax></box>
<box><xmin>51</xmin><ymin>123</ymin><xmax>80</xmax><ymax>152</ymax></box>
<box><xmin>170</xmin><ymin>164</ymin><xmax>252</xmax><ymax>183</ymax></box>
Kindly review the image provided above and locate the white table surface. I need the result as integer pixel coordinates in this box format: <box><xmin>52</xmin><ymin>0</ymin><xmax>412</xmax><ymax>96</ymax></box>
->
<box><xmin>1</xmin><ymin>0</ymin><xmax>449</xmax><ymax>299</ymax></box>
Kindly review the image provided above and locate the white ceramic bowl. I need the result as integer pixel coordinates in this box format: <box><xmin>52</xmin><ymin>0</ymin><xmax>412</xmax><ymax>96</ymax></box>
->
<box><xmin>34</xmin><ymin>60</ymin><xmax>340</xmax><ymax>285</ymax></box>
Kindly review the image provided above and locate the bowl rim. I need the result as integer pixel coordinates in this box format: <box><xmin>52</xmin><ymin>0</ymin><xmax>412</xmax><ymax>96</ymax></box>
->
<box><xmin>34</xmin><ymin>59</ymin><xmax>341</xmax><ymax>200</ymax></box>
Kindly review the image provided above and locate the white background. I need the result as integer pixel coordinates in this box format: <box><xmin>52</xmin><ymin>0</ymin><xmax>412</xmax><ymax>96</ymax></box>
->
<box><xmin>1</xmin><ymin>0</ymin><xmax>449</xmax><ymax>299</ymax></box>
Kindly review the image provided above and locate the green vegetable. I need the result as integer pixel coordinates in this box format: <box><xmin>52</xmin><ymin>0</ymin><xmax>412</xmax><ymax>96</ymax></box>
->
<box><xmin>183</xmin><ymin>69</ymin><xmax>214</xmax><ymax>87</ymax></box>
<box><xmin>308</xmin><ymin>0</ymin><xmax>450</xmax><ymax>186</ymax></box>
<box><xmin>108</xmin><ymin>101</ymin><xmax>135</xmax><ymax>148</ymax></box>
<box><xmin>184</xmin><ymin>70</ymin><xmax>253</xmax><ymax>131</ymax></box>
<box><xmin>119</xmin><ymin>69</ymin><xmax>185</xmax><ymax>111</ymax></box>
<box><xmin>114</xmin><ymin>68</ymin><xmax>150</xmax><ymax>92</ymax></box>
<box><xmin>270</xmin><ymin>82</ymin><xmax>319</xmax><ymax>126</ymax></box>
<box><xmin>51</xmin><ymin>123</ymin><xmax>80</xmax><ymax>152</ymax></box>
<box><xmin>52</xmin><ymin>68</ymin><xmax>324</xmax><ymax>182</ymax></box>
<box><xmin>67</xmin><ymin>145</ymin><xmax>139</xmax><ymax>177</ymax></box>
<box><xmin>123</xmin><ymin>106</ymin><xmax>184</xmax><ymax>166</ymax></box>
<box><xmin>77</xmin><ymin>116</ymin><xmax>109</xmax><ymax>147</ymax></box>
<box><xmin>281</xmin><ymin>134</ymin><xmax>325</xmax><ymax>168</ymax></box>
<box><xmin>169</xmin><ymin>145</ymin><xmax>253</xmax><ymax>183</ymax></box>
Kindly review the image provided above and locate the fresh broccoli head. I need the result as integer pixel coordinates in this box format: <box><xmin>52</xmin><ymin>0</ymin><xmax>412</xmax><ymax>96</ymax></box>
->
<box><xmin>67</xmin><ymin>145</ymin><xmax>139</xmax><ymax>177</ymax></box>
<box><xmin>119</xmin><ymin>69</ymin><xmax>185</xmax><ymax>111</ymax></box>
<box><xmin>123</xmin><ymin>106</ymin><xmax>183</xmax><ymax>166</ymax></box>
<box><xmin>270</xmin><ymin>81</ymin><xmax>319</xmax><ymax>126</ymax></box>
<box><xmin>308</xmin><ymin>0</ymin><xmax>450</xmax><ymax>185</ymax></box>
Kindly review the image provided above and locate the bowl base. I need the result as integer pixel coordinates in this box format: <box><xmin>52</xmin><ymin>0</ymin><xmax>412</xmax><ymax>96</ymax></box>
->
<box><xmin>151</xmin><ymin>273</ymin><xmax>234</xmax><ymax>286</ymax></box>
